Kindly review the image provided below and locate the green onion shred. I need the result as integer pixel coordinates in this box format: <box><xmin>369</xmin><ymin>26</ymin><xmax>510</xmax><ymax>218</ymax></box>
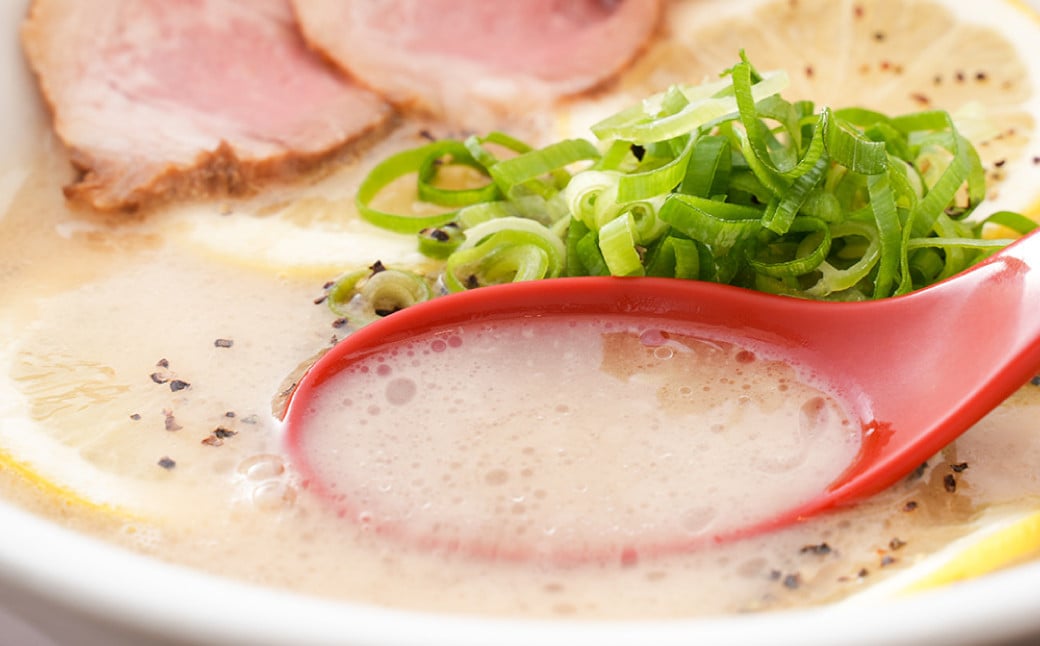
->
<box><xmin>347</xmin><ymin>51</ymin><xmax>1030</xmax><ymax>304</ymax></box>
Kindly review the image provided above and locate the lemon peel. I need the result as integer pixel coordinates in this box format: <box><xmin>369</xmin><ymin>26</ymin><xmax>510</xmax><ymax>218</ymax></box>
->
<box><xmin>0</xmin><ymin>446</ymin><xmax>132</xmax><ymax>520</ymax></box>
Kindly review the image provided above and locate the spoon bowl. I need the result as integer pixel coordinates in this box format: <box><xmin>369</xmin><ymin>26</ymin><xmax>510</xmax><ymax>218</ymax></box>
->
<box><xmin>284</xmin><ymin>229</ymin><xmax>1040</xmax><ymax>552</ymax></box>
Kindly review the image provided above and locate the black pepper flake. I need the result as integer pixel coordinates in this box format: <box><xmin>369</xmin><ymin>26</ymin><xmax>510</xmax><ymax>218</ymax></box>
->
<box><xmin>902</xmin><ymin>500</ymin><xmax>919</xmax><ymax>512</ymax></box>
<box><xmin>880</xmin><ymin>555</ymin><xmax>897</xmax><ymax>567</ymax></box>
<box><xmin>955</xmin><ymin>70</ymin><xmax>966</xmax><ymax>83</ymax></box>
<box><xmin>993</xmin><ymin>159</ymin><xmax>1007</xmax><ymax>168</ymax></box>
<box><xmin>889</xmin><ymin>537</ymin><xmax>906</xmax><ymax>550</ymax></box>
<box><xmin>429</xmin><ymin>228</ymin><xmax>451</xmax><ymax>242</ymax></box>
<box><xmin>1031</xmin><ymin>374</ymin><xmax>1040</xmax><ymax>385</ymax></box>
<box><xmin>129</xmin><ymin>413</ymin><xmax>141</xmax><ymax>421</ymax></box>
<box><xmin>214</xmin><ymin>338</ymin><xmax>234</xmax><ymax>348</ymax></box>
<box><xmin>313</xmin><ymin>294</ymin><xmax>328</xmax><ymax>305</ymax></box>
<box><xmin>322</xmin><ymin>280</ymin><xmax>335</xmax><ymax>290</ymax></box>
<box><xmin>169</xmin><ymin>379</ymin><xmax>191</xmax><ymax>392</ymax></box>
<box><xmin>332</xmin><ymin>317</ymin><xmax>349</xmax><ymax>329</ymax></box>
<box><xmin>225</xmin><ymin>411</ymin><xmax>236</xmax><ymax>418</ymax></box>
<box><xmin>157</xmin><ymin>456</ymin><xmax>176</xmax><ymax>470</ymax></box>
<box><xmin>156</xmin><ymin>358</ymin><xmax>169</xmax><ymax>368</ymax></box>
<box><xmin>374</xmin><ymin>306</ymin><xmax>401</xmax><ymax>317</ymax></box>
<box><xmin>950</xmin><ymin>462</ymin><xmax>969</xmax><ymax>473</ymax></box>
<box><xmin>150</xmin><ymin>372</ymin><xmax>168</xmax><ymax>384</ymax></box>
<box><xmin>782</xmin><ymin>573</ymin><xmax>801</xmax><ymax>589</ymax></box>
<box><xmin>201</xmin><ymin>436</ymin><xmax>223</xmax><ymax>447</ymax></box>
<box><xmin>976</xmin><ymin>71</ymin><xmax>988</xmax><ymax>81</ymax></box>
<box><xmin>418</xmin><ymin>129</ymin><xmax>436</xmax><ymax>141</ymax></box>
<box><xmin>1032</xmin><ymin>157</ymin><xmax>1040</xmax><ymax>166</ymax></box>
<box><xmin>630</xmin><ymin>144</ymin><xmax>646</xmax><ymax>161</ymax></box>
<box><xmin>213</xmin><ymin>427</ymin><xmax>236</xmax><ymax>439</ymax></box>
<box><xmin>800</xmin><ymin>542</ymin><xmax>832</xmax><ymax>555</ymax></box>
<box><xmin>465</xmin><ymin>274</ymin><xmax>480</xmax><ymax>289</ymax></box>
<box><xmin>858</xmin><ymin>568</ymin><xmax>869</xmax><ymax>578</ymax></box>
<box><xmin>369</xmin><ymin>260</ymin><xmax>387</xmax><ymax>275</ymax></box>
<box><xmin>943</xmin><ymin>473</ymin><xmax>957</xmax><ymax>493</ymax></box>
<box><xmin>873</xmin><ymin>30</ymin><xmax>886</xmax><ymax>41</ymax></box>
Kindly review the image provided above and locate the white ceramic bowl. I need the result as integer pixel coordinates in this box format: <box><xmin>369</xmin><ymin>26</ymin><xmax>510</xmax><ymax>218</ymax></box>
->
<box><xmin>2</xmin><ymin>2</ymin><xmax>1040</xmax><ymax>644</ymax></box>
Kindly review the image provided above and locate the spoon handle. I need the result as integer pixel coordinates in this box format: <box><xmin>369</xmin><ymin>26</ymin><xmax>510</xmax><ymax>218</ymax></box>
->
<box><xmin>820</xmin><ymin>229</ymin><xmax>1040</xmax><ymax>508</ymax></box>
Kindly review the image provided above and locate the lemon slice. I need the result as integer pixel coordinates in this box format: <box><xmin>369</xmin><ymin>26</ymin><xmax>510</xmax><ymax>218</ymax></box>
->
<box><xmin>0</xmin><ymin>336</ymin><xmax>142</xmax><ymax>521</ymax></box>
<box><xmin>842</xmin><ymin>507</ymin><xmax>1040</xmax><ymax>602</ymax></box>
<box><xmin>565</xmin><ymin>0</ymin><xmax>1040</xmax><ymax>219</ymax></box>
<box><xmin>901</xmin><ymin>510</ymin><xmax>1040</xmax><ymax>592</ymax></box>
<box><xmin>168</xmin><ymin>198</ymin><xmax>428</xmax><ymax>280</ymax></box>
<box><xmin>0</xmin><ymin>249</ymin><xmax>321</xmax><ymax>524</ymax></box>
<box><xmin>164</xmin><ymin>128</ymin><xmax>448</xmax><ymax>279</ymax></box>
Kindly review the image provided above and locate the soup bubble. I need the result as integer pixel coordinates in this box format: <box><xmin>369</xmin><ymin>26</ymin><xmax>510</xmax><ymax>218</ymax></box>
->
<box><xmin>385</xmin><ymin>377</ymin><xmax>417</xmax><ymax>405</ymax></box>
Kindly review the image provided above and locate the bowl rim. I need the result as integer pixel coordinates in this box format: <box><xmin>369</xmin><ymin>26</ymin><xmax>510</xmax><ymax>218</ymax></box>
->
<box><xmin>2</xmin><ymin>496</ymin><xmax>1040</xmax><ymax>646</ymax></box>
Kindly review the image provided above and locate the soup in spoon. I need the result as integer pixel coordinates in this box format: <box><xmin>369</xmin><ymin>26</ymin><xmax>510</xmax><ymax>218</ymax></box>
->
<box><xmin>288</xmin><ymin>314</ymin><xmax>861</xmax><ymax>563</ymax></box>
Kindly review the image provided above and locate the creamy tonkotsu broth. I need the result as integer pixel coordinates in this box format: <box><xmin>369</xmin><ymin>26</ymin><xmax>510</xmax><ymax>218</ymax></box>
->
<box><xmin>2</xmin><ymin>134</ymin><xmax>1040</xmax><ymax>620</ymax></box>
<box><xmin>294</xmin><ymin>317</ymin><xmax>860</xmax><ymax>562</ymax></box>
<box><xmin>4</xmin><ymin>136</ymin><xmax>1040</xmax><ymax>619</ymax></box>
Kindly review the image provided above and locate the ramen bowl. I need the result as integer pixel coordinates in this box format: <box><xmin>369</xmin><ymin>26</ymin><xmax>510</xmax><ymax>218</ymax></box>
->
<box><xmin>3</xmin><ymin>1</ymin><xmax>1040</xmax><ymax>644</ymax></box>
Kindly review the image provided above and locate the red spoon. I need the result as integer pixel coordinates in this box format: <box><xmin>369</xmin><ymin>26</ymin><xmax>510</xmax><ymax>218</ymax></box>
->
<box><xmin>284</xmin><ymin>229</ymin><xmax>1040</xmax><ymax>560</ymax></box>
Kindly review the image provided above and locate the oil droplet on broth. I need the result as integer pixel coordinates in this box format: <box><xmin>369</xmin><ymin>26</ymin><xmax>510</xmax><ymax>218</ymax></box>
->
<box><xmin>296</xmin><ymin>316</ymin><xmax>861</xmax><ymax>561</ymax></box>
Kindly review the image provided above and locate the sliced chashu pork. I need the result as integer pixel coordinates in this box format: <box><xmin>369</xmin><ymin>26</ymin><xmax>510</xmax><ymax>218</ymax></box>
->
<box><xmin>292</xmin><ymin>0</ymin><xmax>662</xmax><ymax>126</ymax></box>
<box><xmin>22</xmin><ymin>0</ymin><xmax>393</xmax><ymax>213</ymax></box>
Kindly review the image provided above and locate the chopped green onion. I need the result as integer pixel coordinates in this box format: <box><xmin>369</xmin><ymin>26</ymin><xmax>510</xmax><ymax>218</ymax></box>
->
<box><xmin>598</xmin><ymin>213</ymin><xmax>645</xmax><ymax>277</ymax></box>
<box><xmin>590</xmin><ymin>69</ymin><xmax>789</xmax><ymax>144</ymax></box>
<box><xmin>326</xmin><ymin>264</ymin><xmax>433</xmax><ymax>327</ymax></box>
<box><xmin>416</xmin><ymin>141</ymin><xmax>499</xmax><ymax>207</ymax></box>
<box><xmin>464</xmin><ymin>131</ymin><xmax>534</xmax><ymax>168</ymax></box>
<box><xmin>488</xmin><ymin>138</ymin><xmax>600</xmax><ymax>197</ymax></box>
<box><xmin>418</xmin><ymin>223</ymin><xmax>465</xmax><ymax>259</ymax></box>
<box><xmin>443</xmin><ymin>217</ymin><xmax>565</xmax><ymax>291</ymax></box>
<box><xmin>983</xmin><ymin>210</ymin><xmax>1039</xmax><ymax>234</ymax></box>
<box><xmin>356</xmin><ymin>143</ymin><xmax>462</xmax><ymax>233</ymax></box>
<box><xmin>345</xmin><ymin>53</ymin><xmax>1028</xmax><ymax>307</ymax></box>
